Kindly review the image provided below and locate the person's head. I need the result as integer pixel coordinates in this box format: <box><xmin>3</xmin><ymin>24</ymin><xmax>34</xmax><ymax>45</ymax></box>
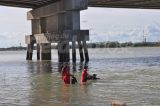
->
<box><xmin>84</xmin><ymin>65</ymin><xmax>88</xmax><ymax>69</ymax></box>
<box><xmin>93</xmin><ymin>74</ymin><xmax>97</xmax><ymax>77</ymax></box>
<box><xmin>63</xmin><ymin>63</ymin><xmax>68</xmax><ymax>69</ymax></box>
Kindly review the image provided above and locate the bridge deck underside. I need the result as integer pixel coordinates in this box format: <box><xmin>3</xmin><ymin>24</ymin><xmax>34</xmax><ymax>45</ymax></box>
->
<box><xmin>0</xmin><ymin>0</ymin><xmax>160</xmax><ymax>9</ymax></box>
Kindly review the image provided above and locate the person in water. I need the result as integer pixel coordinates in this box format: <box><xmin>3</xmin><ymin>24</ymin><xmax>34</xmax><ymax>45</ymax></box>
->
<box><xmin>81</xmin><ymin>66</ymin><xmax>90</xmax><ymax>83</ymax></box>
<box><xmin>71</xmin><ymin>76</ymin><xmax>78</xmax><ymax>84</ymax></box>
<box><xmin>61</xmin><ymin>64</ymin><xmax>77</xmax><ymax>84</ymax></box>
<box><xmin>90</xmin><ymin>74</ymin><xmax>100</xmax><ymax>80</ymax></box>
<box><xmin>81</xmin><ymin>66</ymin><xmax>100</xmax><ymax>83</ymax></box>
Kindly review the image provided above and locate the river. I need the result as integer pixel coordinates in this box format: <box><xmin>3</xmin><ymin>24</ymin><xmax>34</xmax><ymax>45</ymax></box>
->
<box><xmin>0</xmin><ymin>47</ymin><xmax>160</xmax><ymax>106</ymax></box>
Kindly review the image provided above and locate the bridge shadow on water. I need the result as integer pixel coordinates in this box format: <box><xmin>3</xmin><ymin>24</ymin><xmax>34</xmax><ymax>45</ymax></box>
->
<box><xmin>27</xmin><ymin>60</ymin><xmax>89</xmax><ymax>74</ymax></box>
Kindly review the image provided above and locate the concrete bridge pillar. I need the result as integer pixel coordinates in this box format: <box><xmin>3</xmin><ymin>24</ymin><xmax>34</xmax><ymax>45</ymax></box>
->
<box><xmin>37</xmin><ymin>44</ymin><xmax>40</xmax><ymax>60</ymax></box>
<box><xmin>25</xmin><ymin>0</ymin><xmax>89</xmax><ymax>62</ymax></box>
<box><xmin>26</xmin><ymin>43</ymin><xmax>33</xmax><ymax>60</ymax></box>
<box><xmin>78</xmin><ymin>41</ymin><xmax>84</xmax><ymax>62</ymax></box>
<box><xmin>72</xmin><ymin>41</ymin><xmax>76</xmax><ymax>62</ymax></box>
<box><xmin>31</xmin><ymin>19</ymin><xmax>41</xmax><ymax>60</ymax></box>
<box><xmin>40</xmin><ymin>43</ymin><xmax>51</xmax><ymax>60</ymax></box>
<box><xmin>26</xmin><ymin>35</ymin><xmax>35</xmax><ymax>60</ymax></box>
<box><xmin>83</xmin><ymin>41</ymin><xmax>89</xmax><ymax>62</ymax></box>
<box><xmin>58</xmin><ymin>41</ymin><xmax>70</xmax><ymax>62</ymax></box>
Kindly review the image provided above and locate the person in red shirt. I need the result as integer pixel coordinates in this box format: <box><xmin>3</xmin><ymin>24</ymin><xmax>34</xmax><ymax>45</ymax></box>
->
<box><xmin>81</xmin><ymin>66</ymin><xmax>90</xmax><ymax>83</ymax></box>
<box><xmin>61</xmin><ymin>64</ymin><xmax>73</xmax><ymax>84</ymax></box>
<box><xmin>81</xmin><ymin>66</ymin><xmax>100</xmax><ymax>84</ymax></box>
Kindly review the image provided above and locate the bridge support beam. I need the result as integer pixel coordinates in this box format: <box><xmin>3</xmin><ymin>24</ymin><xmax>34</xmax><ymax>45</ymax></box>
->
<box><xmin>25</xmin><ymin>0</ymin><xmax>89</xmax><ymax>62</ymax></box>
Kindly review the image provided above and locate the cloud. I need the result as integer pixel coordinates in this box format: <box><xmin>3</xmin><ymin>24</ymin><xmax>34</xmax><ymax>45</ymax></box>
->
<box><xmin>81</xmin><ymin>7</ymin><xmax>160</xmax><ymax>42</ymax></box>
<box><xmin>88</xmin><ymin>22</ymin><xmax>160</xmax><ymax>42</ymax></box>
<box><xmin>0</xmin><ymin>6</ymin><xmax>31</xmax><ymax>47</ymax></box>
<box><xmin>0</xmin><ymin>32</ymin><xmax>30</xmax><ymax>47</ymax></box>
<box><xmin>1</xmin><ymin>6</ymin><xmax>160</xmax><ymax>47</ymax></box>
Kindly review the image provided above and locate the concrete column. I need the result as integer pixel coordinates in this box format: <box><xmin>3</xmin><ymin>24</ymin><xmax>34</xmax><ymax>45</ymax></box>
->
<box><xmin>65</xmin><ymin>11</ymin><xmax>80</xmax><ymax>63</ymax></box>
<box><xmin>40</xmin><ymin>43</ymin><xmax>51</xmax><ymax>60</ymax></box>
<box><xmin>58</xmin><ymin>41</ymin><xmax>65</xmax><ymax>63</ymax></box>
<box><xmin>32</xmin><ymin>19</ymin><xmax>41</xmax><ymax>34</ymax></box>
<box><xmin>78</xmin><ymin>41</ymin><xmax>84</xmax><ymax>62</ymax></box>
<box><xmin>58</xmin><ymin>41</ymin><xmax>70</xmax><ymax>63</ymax></box>
<box><xmin>37</xmin><ymin>44</ymin><xmax>40</xmax><ymax>60</ymax></box>
<box><xmin>57</xmin><ymin>46</ymin><xmax>62</xmax><ymax>63</ymax></box>
<box><xmin>26</xmin><ymin>44</ymin><xmax>33</xmax><ymax>60</ymax></box>
<box><xmin>65</xmin><ymin>41</ymin><xmax>70</xmax><ymax>62</ymax></box>
<box><xmin>72</xmin><ymin>41</ymin><xmax>76</xmax><ymax>63</ymax></box>
<box><xmin>40</xmin><ymin>17</ymin><xmax>47</xmax><ymax>33</ymax></box>
<box><xmin>31</xmin><ymin>19</ymin><xmax>41</xmax><ymax>60</ymax></box>
<box><xmin>58</xmin><ymin>13</ymin><xmax>65</xmax><ymax>32</ymax></box>
<box><xmin>38</xmin><ymin>17</ymin><xmax>52</xmax><ymax>61</ymax></box>
<box><xmin>57</xmin><ymin>12</ymin><xmax>66</xmax><ymax>63</ymax></box>
<box><xmin>83</xmin><ymin>41</ymin><xmax>89</xmax><ymax>62</ymax></box>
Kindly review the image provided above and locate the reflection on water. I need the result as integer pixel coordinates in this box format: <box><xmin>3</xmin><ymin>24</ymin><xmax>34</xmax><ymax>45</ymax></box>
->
<box><xmin>27</xmin><ymin>61</ymin><xmax>88</xmax><ymax>106</ymax></box>
<box><xmin>0</xmin><ymin>47</ymin><xmax>160</xmax><ymax>106</ymax></box>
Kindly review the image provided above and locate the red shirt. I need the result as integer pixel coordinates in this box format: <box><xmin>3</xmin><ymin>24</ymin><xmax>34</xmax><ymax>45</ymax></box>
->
<box><xmin>62</xmin><ymin>67</ymin><xmax>70</xmax><ymax>84</ymax></box>
<box><xmin>81</xmin><ymin>69</ymin><xmax>88</xmax><ymax>83</ymax></box>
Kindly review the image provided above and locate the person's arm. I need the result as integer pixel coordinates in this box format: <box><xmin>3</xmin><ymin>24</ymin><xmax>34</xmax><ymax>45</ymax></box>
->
<box><xmin>69</xmin><ymin>74</ymin><xmax>74</xmax><ymax>77</ymax></box>
<box><xmin>67</xmin><ymin>71</ymin><xmax>73</xmax><ymax>77</ymax></box>
<box><xmin>86</xmin><ymin>71</ymin><xmax>92</xmax><ymax>80</ymax></box>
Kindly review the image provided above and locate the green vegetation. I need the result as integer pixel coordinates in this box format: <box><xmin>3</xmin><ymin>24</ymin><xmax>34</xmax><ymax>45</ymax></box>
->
<box><xmin>0</xmin><ymin>46</ymin><xmax>26</xmax><ymax>51</ymax></box>
<box><xmin>0</xmin><ymin>42</ymin><xmax>160</xmax><ymax>51</ymax></box>
<box><xmin>87</xmin><ymin>42</ymin><xmax>160</xmax><ymax>48</ymax></box>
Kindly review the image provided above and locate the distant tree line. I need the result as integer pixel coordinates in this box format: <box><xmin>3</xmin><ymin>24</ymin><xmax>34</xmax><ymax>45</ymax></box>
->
<box><xmin>0</xmin><ymin>46</ymin><xmax>26</xmax><ymax>51</ymax></box>
<box><xmin>87</xmin><ymin>41</ymin><xmax>160</xmax><ymax>48</ymax></box>
<box><xmin>0</xmin><ymin>41</ymin><xmax>160</xmax><ymax>51</ymax></box>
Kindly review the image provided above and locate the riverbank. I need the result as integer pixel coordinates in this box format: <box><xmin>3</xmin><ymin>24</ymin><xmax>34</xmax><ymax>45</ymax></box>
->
<box><xmin>0</xmin><ymin>42</ymin><xmax>160</xmax><ymax>51</ymax></box>
<box><xmin>87</xmin><ymin>41</ymin><xmax>160</xmax><ymax>48</ymax></box>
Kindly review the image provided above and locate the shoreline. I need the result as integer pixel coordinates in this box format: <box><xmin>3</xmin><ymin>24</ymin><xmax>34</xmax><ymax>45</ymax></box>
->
<box><xmin>0</xmin><ymin>46</ymin><xmax>160</xmax><ymax>52</ymax></box>
<box><xmin>0</xmin><ymin>42</ymin><xmax>160</xmax><ymax>51</ymax></box>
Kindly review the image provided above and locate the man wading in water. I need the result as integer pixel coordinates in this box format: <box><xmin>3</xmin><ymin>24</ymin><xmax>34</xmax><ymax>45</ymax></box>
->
<box><xmin>81</xmin><ymin>66</ymin><xmax>100</xmax><ymax>84</ymax></box>
<box><xmin>81</xmin><ymin>66</ymin><xmax>89</xmax><ymax>83</ymax></box>
<box><xmin>61</xmin><ymin>64</ymin><xmax>77</xmax><ymax>84</ymax></box>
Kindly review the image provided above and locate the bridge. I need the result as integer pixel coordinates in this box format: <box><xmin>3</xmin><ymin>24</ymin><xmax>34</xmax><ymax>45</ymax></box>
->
<box><xmin>0</xmin><ymin>0</ymin><xmax>159</xmax><ymax>63</ymax></box>
<box><xmin>1</xmin><ymin>0</ymin><xmax>160</xmax><ymax>9</ymax></box>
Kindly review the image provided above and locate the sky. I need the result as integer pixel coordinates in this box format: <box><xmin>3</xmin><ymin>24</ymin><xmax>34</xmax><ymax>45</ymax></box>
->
<box><xmin>0</xmin><ymin>6</ymin><xmax>160</xmax><ymax>47</ymax></box>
